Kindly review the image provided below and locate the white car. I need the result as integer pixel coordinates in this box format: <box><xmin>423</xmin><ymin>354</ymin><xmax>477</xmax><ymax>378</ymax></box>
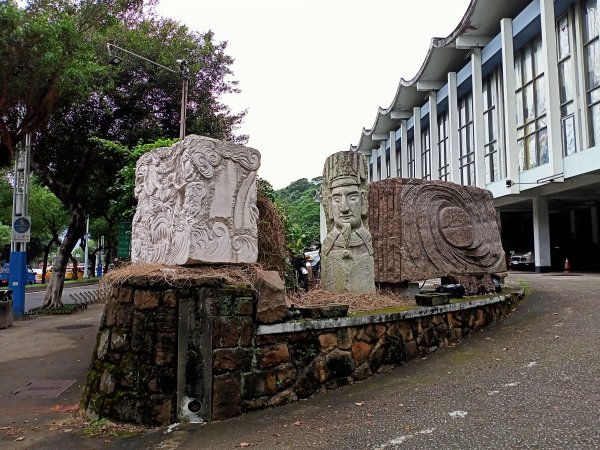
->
<box><xmin>510</xmin><ymin>251</ymin><xmax>534</xmax><ymax>269</ymax></box>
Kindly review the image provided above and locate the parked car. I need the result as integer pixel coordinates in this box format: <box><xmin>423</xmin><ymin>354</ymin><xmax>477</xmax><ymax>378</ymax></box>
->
<box><xmin>510</xmin><ymin>251</ymin><xmax>535</xmax><ymax>269</ymax></box>
<box><xmin>0</xmin><ymin>263</ymin><xmax>37</xmax><ymax>285</ymax></box>
<box><xmin>45</xmin><ymin>266</ymin><xmax>85</xmax><ymax>280</ymax></box>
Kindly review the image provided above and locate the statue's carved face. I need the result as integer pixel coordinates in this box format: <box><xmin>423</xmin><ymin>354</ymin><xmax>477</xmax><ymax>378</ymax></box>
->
<box><xmin>330</xmin><ymin>184</ymin><xmax>362</xmax><ymax>230</ymax></box>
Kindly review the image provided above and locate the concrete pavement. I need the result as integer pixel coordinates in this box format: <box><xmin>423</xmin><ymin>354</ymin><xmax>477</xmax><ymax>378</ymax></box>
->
<box><xmin>1</xmin><ymin>272</ymin><xmax>599</xmax><ymax>449</ymax></box>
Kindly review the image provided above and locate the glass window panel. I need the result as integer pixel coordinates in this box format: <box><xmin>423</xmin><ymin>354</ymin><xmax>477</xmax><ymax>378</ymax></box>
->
<box><xmin>563</xmin><ymin>115</ymin><xmax>577</xmax><ymax>156</ymax></box>
<box><xmin>516</xmin><ymin>92</ymin><xmax>524</xmax><ymax>125</ymax></box>
<box><xmin>484</xmin><ymin>112</ymin><xmax>491</xmax><ymax>142</ymax></box>
<box><xmin>515</xmin><ymin>59</ymin><xmax>522</xmax><ymax>88</ymax></box>
<box><xmin>526</xmin><ymin>134</ymin><xmax>537</xmax><ymax>168</ymax></box>
<box><xmin>524</xmin><ymin>84</ymin><xmax>535</xmax><ymax>122</ymax></box>
<box><xmin>534</xmin><ymin>38</ymin><xmax>544</xmax><ymax>76</ymax></box>
<box><xmin>538</xmin><ymin>128</ymin><xmax>549</xmax><ymax>164</ymax></box>
<box><xmin>518</xmin><ymin>139</ymin><xmax>525</xmax><ymax>171</ymax></box>
<box><xmin>589</xmin><ymin>87</ymin><xmax>600</xmax><ymax>104</ymax></box>
<box><xmin>492</xmin><ymin>151</ymin><xmax>500</xmax><ymax>182</ymax></box>
<box><xmin>525</xmin><ymin>122</ymin><xmax>536</xmax><ymax>136</ymax></box>
<box><xmin>535</xmin><ymin>76</ymin><xmax>546</xmax><ymax>115</ymax></box>
<box><xmin>585</xmin><ymin>40</ymin><xmax>600</xmax><ymax>89</ymax></box>
<box><xmin>558</xmin><ymin>61</ymin><xmax>574</xmax><ymax>104</ymax></box>
<box><xmin>538</xmin><ymin>115</ymin><xmax>548</xmax><ymax>128</ymax></box>
<box><xmin>517</xmin><ymin>127</ymin><xmax>525</xmax><ymax>140</ymax></box>
<box><xmin>590</xmin><ymin>103</ymin><xmax>600</xmax><ymax>146</ymax></box>
<box><xmin>557</xmin><ymin>16</ymin><xmax>570</xmax><ymax>59</ymax></box>
<box><xmin>584</xmin><ymin>0</ymin><xmax>599</xmax><ymax>43</ymax></box>
<box><xmin>524</xmin><ymin>46</ymin><xmax>534</xmax><ymax>82</ymax></box>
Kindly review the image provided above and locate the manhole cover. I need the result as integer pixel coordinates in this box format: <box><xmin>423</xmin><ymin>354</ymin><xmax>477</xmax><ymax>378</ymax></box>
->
<box><xmin>7</xmin><ymin>379</ymin><xmax>76</xmax><ymax>398</ymax></box>
<box><xmin>55</xmin><ymin>324</ymin><xmax>94</xmax><ymax>330</ymax></box>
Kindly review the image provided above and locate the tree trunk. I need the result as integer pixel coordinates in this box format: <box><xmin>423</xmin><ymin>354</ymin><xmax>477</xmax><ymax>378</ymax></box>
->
<box><xmin>42</xmin><ymin>236</ymin><xmax>59</xmax><ymax>285</ymax></box>
<box><xmin>42</xmin><ymin>209</ymin><xmax>86</xmax><ymax>308</ymax></box>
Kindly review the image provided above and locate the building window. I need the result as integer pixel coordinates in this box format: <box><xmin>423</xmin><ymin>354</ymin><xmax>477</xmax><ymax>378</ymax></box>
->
<box><xmin>458</xmin><ymin>93</ymin><xmax>475</xmax><ymax>186</ymax></box>
<box><xmin>583</xmin><ymin>0</ymin><xmax>600</xmax><ymax>147</ymax></box>
<box><xmin>515</xmin><ymin>36</ymin><xmax>548</xmax><ymax>171</ymax></box>
<box><xmin>421</xmin><ymin>126</ymin><xmax>431</xmax><ymax>179</ymax></box>
<box><xmin>437</xmin><ymin>111</ymin><xmax>449</xmax><ymax>180</ymax></box>
<box><xmin>407</xmin><ymin>138</ymin><xmax>415</xmax><ymax>178</ymax></box>
<box><xmin>483</xmin><ymin>71</ymin><xmax>503</xmax><ymax>183</ymax></box>
<box><xmin>557</xmin><ymin>13</ymin><xmax>577</xmax><ymax>155</ymax></box>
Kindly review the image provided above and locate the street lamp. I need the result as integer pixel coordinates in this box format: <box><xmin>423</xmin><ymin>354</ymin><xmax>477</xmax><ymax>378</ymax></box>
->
<box><xmin>106</xmin><ymin>43</ymin><xmax>189</xmax><ymax>139</ymax></box>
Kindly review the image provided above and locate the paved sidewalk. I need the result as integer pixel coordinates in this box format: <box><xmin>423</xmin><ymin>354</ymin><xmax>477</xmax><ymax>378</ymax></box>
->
<box><xmin>0</xmin><ymin>304</ymin><xmax>105</xmax><ymax>449</ymax></box>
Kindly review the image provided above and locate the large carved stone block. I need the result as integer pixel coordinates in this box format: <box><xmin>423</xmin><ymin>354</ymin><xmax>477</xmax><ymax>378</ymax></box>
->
<box><xmin>131</xmin><ymin>135</ymin><xmax>261</xmax><ymax>265</ymax></box>
<box><xmin>368</xmin><ymin>178</ymin><xmax>506</xmax><ymax>283</ymax></box>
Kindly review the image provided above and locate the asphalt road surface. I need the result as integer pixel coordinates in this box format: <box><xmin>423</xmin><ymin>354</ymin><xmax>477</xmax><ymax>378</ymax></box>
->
<box><xmin>24</xmin><ymin>282</ymin><xmax>98</xmax><ymax>312</ymax></box>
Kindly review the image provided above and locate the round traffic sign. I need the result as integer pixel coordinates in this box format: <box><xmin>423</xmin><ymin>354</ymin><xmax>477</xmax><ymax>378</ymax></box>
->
<box><xmin>13</xmin><ymin>217</ymin><xmax>31</xmax><ymax>234</ymax></box>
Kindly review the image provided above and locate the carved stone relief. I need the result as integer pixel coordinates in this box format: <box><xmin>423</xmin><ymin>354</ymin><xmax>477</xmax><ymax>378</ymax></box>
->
<box><xmin>131</xmin><ymin>135</ymin><xmax>261</xmax><ymax>265</ymax></box>
<box><xmin>320</xmin><ymin>151</ymin><xmax>376</xmax><ymax>293</ymax></box>
<box><xmin>368</xmin><ymin>178</ymin><xmax>507</xmax><ymax>283</ymax></box>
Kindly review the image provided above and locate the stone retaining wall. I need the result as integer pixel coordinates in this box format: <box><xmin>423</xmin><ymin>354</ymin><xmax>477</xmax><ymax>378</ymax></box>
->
<box><xmin>81</xmin><ymin>275</ymin><xmax>522</xmax><ymax>426</ymax></box>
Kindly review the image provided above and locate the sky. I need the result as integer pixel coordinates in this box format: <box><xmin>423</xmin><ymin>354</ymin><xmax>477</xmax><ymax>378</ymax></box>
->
<box><xmin>155</xmin><ymin>0</ymin><xmax>471</xmax><ymax>190</ymax></box>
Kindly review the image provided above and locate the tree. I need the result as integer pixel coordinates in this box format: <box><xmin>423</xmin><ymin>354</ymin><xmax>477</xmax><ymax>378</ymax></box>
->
<box><xmin>1</xmin><ymin>1</ymin><xmax>248</xmax><ymax>307</ymax></box>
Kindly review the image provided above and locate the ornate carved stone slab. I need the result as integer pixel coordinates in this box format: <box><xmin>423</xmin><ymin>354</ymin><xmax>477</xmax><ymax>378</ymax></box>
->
<box><xmin>131</xmin><ymin>135</ymin><xmax>261</xmax><ymax>265</ymax></box>
<box><xmin>368</xmin><ymin>178</ymin><xmax>506</xmax><ymax>283</ymax></box>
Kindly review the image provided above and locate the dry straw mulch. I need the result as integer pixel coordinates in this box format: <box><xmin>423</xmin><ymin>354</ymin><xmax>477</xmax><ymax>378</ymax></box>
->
<box><xmin>100</xmin><ymin>263</ymin><xmax>415</xmax><ymax>313</ymax></box>
<box><xmin>286</xmin><ymin>286</ymin><xmax>415</xmax><ymax>313</ymax></box>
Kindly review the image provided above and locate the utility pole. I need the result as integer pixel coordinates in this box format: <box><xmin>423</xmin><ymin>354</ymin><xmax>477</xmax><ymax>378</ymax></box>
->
<box><xmin>9</xmin><ymin>134</ymin><xmax>32</xmax><ymax>317</ymax></box>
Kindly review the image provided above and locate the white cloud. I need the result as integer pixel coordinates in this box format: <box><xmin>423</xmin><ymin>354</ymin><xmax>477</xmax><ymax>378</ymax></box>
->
<box><xmin>156</xmin><ymin>0</ymin><xmax>471</xmax><ymax>189</ymax></box>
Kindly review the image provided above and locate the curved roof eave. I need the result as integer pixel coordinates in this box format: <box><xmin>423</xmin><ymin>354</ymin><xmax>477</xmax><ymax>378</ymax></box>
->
<box><xmin>352</xmin><ymin>0</ymin><xmax>527</xmax><ymax>152</ymax></box>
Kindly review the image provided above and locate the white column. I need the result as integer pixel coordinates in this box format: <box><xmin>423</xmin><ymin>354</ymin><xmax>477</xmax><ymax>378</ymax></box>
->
<box><xmin>372</xmin><ymin>148</ymin><xmax>380</xmax><ymax>182</ymax></box>
<box><xmin>533</xmin><ymin>196</ymin><xmax>552</xmax><ymax>271</ymax></box>
<box><xmin>501</xmin><ymin>18</ymin><xmax>520</xmax><ymax>194</ymax></box>
<box><xmin>447</xmin><ymin>72</ymin><xmax>461</xmax><ymax>183</ymax></box>
<box><xmin>319</xmin><ymin>202</ymin><xmax>327</xmax><ymax>243</ymax></box>
<box><xmin>400</xmin><ymin>120</ymin><xmax>408</xmax><ymax>178</ymax></box>
<box><xmin>540</xmin><ymin>0</ymin><xmax>564</xmax><ymax>176</ymax></box>
<box><xmin>592</xmin><ymin>206</ymin><xmax>599</xmax><ymax>245</ymax></box>
<box><xmin>429</xmin><ymin>93</ymin><xmax>440</xmax><ymax>180</ymax></box>
<box><xmin>389</xmin><ymin>130</ymin><xmax>398</xmax><ymax>178</ymax></box>
<box><xmin>471</xmin><ymin>48</ymin><xmax>486</xmax><ymax>188</ymax></box>
<box><xmin>413</xmin><ymin>107</ymin><xmax>422</xmax><ymax>179</ymax></box>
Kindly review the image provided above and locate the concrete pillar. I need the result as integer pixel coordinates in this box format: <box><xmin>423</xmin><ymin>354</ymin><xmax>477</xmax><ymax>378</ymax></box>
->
<box><xmin>540</xmin><ymin>0</ymin><xmax>564</xmax><ymax>176</ymax></box>
<box><xmin>592</xmin><ymin>206</ymin><xmax>599</xmax><ymax>245</ymax></box>
<box><xmin>413</xmin><ymin>107</ymin><xmax>422</xmax><ymax>179</ymax></box>
<box><xmin>471</xmin><ymin>48</ymin><xmax>486</xmax><ymax>188</ymax></box>
<box><xmin>389</xmin><ymin>130</ymin><xmax>398</xmax><ymax>178</ymax></box>
<box><xmin>429</xmin><ymin>93</ymin><xmax>440</xmax><ymax>180</ymax></box>
<box><xmin>400</xmin><ymin>120</ymin><xmax>408</xmax><ymax>178</ymax></box>
<box><xmin>447</xmin><ymin>72</ymin><xmax>461</xmax><ymax>183</ymax></box>
<box><xmin>570</xmin><ymin>210</ymin><xmax>577</xmax><ymax>239</ymax></box>
<box><xmin>501</xmin><ymin>18</ymin><xmax>520</xmax><ymax>194</ymax></box>
<box><xmin>372</xmin><ymin>148</ymin><xmax>380</xmax><ymax>182</ymax></box>
<box><xmin>379</xmin><ymin>141</ymin><xmax>387</xmax><ymax>180</ymax></box>
<box><xmin>533</xmin><ymin>196</ymin><xmax>552</xmax><ymax>272</ymax></box>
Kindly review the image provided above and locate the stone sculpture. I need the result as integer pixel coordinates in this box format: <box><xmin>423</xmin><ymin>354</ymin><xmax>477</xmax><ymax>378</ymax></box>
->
<box><xmin>320</xmin><ymin>151</ymin><xmax>375</xmax><ymax>293</ymax></box>
<box><xmin>368</xmin><ymin>178</ymin><xmax>506</xmax><ymax>283</ymax></box>
<box><xmin>131</xmin><ymin>135</ymin><xmax>261</xmax><ymax>265</ymax></box>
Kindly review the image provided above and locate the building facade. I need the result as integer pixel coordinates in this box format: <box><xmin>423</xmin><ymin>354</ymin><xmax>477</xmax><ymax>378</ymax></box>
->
<box><xmin>351</xmin><ymin>0</ymin><xmax>600</xmax><ymax>272</ymax></box>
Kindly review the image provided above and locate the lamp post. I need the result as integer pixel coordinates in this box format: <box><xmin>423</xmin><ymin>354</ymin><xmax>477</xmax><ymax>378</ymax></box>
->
<box><xmin>107</xmin><ymin>43</ymin><xmax>189</xmax><ymax>139</ymax></box>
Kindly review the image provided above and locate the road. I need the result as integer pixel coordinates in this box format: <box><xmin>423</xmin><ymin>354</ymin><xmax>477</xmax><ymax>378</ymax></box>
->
<box><xmin>24</xmin><ymin>281</ymin><xmax>98</xmax><ymax>311</ymax></box>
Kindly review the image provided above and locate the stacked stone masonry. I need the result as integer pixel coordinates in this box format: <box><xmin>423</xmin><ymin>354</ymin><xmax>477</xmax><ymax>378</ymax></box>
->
<box><xmin>81</xmin><ymin>274</ymin><xmax>522</xmax><ymax>426</ymax></box>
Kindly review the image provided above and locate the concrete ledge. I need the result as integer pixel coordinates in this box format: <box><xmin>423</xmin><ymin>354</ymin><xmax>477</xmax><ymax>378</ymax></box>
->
<box><xmin>257</xmin><ymin>293</ymin><xmax>520</xmax><ymax>335</ymax></box>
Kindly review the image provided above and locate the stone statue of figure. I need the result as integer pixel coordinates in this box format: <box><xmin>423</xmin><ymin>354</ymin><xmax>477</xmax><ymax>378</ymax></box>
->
<box><xmin>320</xmin><ymin>151</ymin><xmax>375</xmax><ymax>293</ymax></box>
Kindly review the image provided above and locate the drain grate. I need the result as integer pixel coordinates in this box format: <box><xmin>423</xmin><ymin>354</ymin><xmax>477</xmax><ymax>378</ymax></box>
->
<box><xmin>7</xmin><ymin>379</ymin><xmax>76</xmax><ymax>398</ymax></box>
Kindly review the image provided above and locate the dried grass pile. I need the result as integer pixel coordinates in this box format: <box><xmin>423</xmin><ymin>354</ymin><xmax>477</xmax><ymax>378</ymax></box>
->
<box><xmin>287</xmin><ymin>287</ymin><xmax>415</xmax><ymax>313</ymax></box>
<box><xmin>100</xmin><ymin>263</ymin><xmax>263</xmax><ymax>290</ymax></box>
<box><xmin>256</xmin><ymin>187</ymin><xmax>287</xmax><ymax>274</ymax></box>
